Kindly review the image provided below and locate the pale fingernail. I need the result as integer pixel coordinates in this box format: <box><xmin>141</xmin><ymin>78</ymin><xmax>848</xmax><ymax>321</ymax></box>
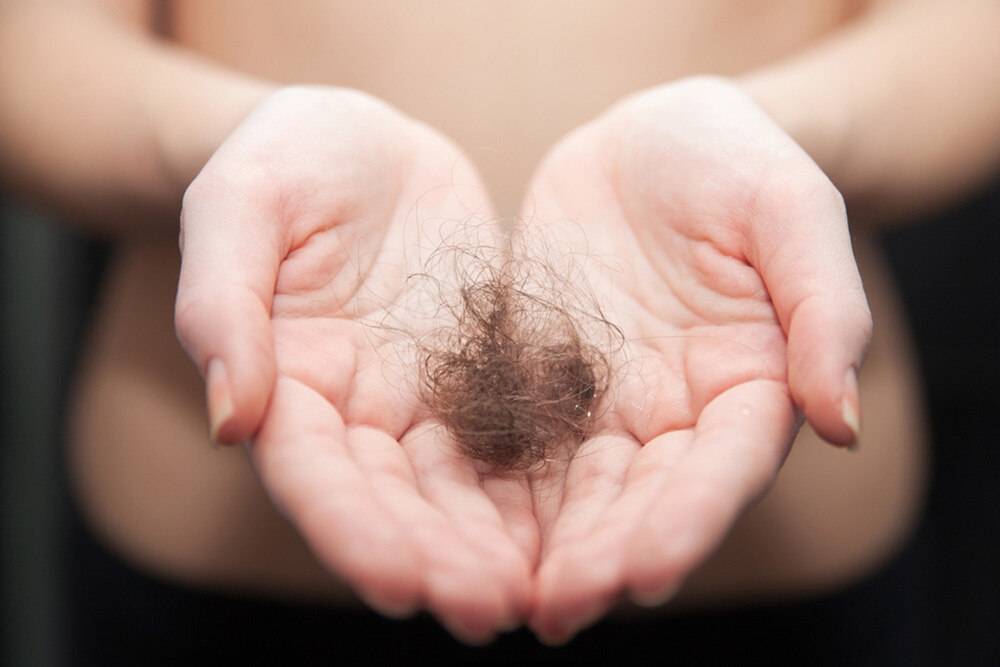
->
<box><xmin>841</xmin><ymin>368</ymin><xmax>860</xmax><ymax>445</ymax></box>
<box><xmin>360</xmin><ymin>593</ymin><xmax>418</xmax><ymax>620</ymax></box>
<box><xmin>536</xmin><ymin>626</ymin><xmax>575</xmax><ymax>647</ymax></box>
<box><xmin>538</xmin><ymin>599</ymin><xmax>615</xmax><ymax>646</ymax></box>
<box><xmin>630</xmin><ymin>582</ymin><xmax>679</xmax><ymax>609</ymax></box>
<box><xmin>444</xmin><ymin>622</ymin><xmax>497</xmax><ymax>647</ymax></box>
<box><xmin>206</xmin><ymin>358</ymin><xmax>234</xmax><ymax>445</ymax></box>
<box><xmin>497</xmin><ymin>611</ymin><xmax>523</xmax><ymax>634</ymax></box>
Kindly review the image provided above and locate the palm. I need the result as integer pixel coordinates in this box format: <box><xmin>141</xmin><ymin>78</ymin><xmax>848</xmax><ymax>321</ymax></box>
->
<box><xmin>177</xmin><ymin>87</ymin><xmax>533</xmax><ymax>642</ymax></box>
<box><xmin>520</xmin><ymin>78</ymin><xmax>867</xmax><ymax>641</ymax></box>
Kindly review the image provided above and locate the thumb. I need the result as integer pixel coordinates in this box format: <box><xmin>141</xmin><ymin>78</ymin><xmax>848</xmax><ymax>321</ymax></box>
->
<box><xmin>174</xmin><ymin>175</ymin><xmax>282</xmax><ymax>444</ymax></box>
<box><xmin>750</xmin><ymin>181</ymin><xmax>872</xmax><ymax>447</ymax></box>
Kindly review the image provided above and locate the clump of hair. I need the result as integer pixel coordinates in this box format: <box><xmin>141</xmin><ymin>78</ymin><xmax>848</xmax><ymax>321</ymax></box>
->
<box><xmin>415</xmin><ymin>225</ymin><xmax>621</xmax><ymax>473</ymax></box>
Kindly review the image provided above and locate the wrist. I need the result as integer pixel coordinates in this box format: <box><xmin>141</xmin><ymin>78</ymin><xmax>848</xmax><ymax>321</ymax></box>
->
<box><xmin>144</xmin><ymin>47</ymin><xmax>276</xmax><ymax>204</ymax></box>
<box><xmin>735</xmin><ymin>68</ymin><xmax>854</xmax><ymax>197</ymax></box>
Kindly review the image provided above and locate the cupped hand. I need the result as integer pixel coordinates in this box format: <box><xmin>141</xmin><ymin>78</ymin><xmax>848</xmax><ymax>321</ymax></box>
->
<box><xmin>518</xmin><ymin>76</ymin><xmax>873</xmax><ymax>642</ymax></box>
<box><xmin>174</xmin><ymin>86</ymin><xmax>535</xmax><ymax>642</ymax></box>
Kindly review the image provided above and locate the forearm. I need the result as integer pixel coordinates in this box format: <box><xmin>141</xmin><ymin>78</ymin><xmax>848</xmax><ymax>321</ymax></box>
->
<box><xmin>0</xmin><ymin>2</ymin><xmax>274</xmax><ymax>233</ymax></box>
<box><xmin>740</xmin><ymin>0</ymin><xmax>1000</xmax><ymax>226</ymax></box>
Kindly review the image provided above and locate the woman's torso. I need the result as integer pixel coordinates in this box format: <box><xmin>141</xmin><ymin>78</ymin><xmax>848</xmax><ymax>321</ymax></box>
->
<box><xmin>69</xmin><ymin>0</ymin><xmax>926</xmax><ymax>608</ymax></box>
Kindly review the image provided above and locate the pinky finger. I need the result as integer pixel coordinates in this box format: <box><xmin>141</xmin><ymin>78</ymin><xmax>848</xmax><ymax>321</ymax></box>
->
<box><xmin>250</xmin><ymin>376</ymin><xmax>422</xmax><ymax>616</ymax></box>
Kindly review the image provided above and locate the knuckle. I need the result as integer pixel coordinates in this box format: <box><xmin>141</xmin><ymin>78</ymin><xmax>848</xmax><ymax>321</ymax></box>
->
<box><xmin>173</xmin><ymin>291</ymin><xmax>206</xmax><ymax>344</ymax></box>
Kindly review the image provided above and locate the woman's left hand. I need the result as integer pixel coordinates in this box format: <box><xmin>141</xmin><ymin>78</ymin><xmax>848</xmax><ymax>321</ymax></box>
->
<box><xmin>517</xmin><ymin>77</ymin><xmax>872</xmax><ymax>642</ymax></box>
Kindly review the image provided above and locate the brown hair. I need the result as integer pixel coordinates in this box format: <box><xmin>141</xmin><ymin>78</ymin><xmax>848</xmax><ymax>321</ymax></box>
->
<box><xmin>415</xmin><ymin>227</ymin><xmax>621</xmax><ymax>472</ymax></box>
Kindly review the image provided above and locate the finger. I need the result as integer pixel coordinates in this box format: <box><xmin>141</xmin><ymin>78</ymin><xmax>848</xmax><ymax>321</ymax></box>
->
<box><xmin>529</xmin><ymin>432</ymin><xmax>686</xmax><ymax>644</ymax></box>
<box><xmin>748</xmin><ymin>180</ymin><xmax>872</xmax><ymax>446</ymax></box>
<box><xmin>398</xmin><ymin>425</ymin><xmax>534</xmax><ymax>631</ymax></box>
<box><xmin>250</xmin><ymin>376</ymin><xmax>421</xmax><ymax>617</ymax></box>
<box><xmin>535</xmin><ymin>434</ymin><xmax>639</xmax><ymax>559</ymax></box>
<box><xmin>481</xmin><ymin>475</ymin><xmax>541</xmax><ymax>570</ymax></box>
<box><xmin>347</xmin><ymin>424</ymin><xmax>525</xmax><ymax>644</ymax></box>
<box><xmin>623</xmin><ymin>379</ymin><xmax>797</xmax><ymax>603</ymax></box>
<box><xmin>175</xmin><ymin>172</ymin><xmax>284</xmax><ymax>443</ymax></box>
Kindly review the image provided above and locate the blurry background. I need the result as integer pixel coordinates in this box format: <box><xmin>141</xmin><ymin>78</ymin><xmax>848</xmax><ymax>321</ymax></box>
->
<box><xmin>880</xmin><ymin>178</ymin><xmax>1000</xmax><ymax>665</ymax></box>
<box><xmin>2</xmin><ymin>179</ymin><xmax>998</xmax><ymax>665</ymax></box>
<box><xmin>1</xmin><ymin>201</ymin><xmax>106</xmax><ymax>667</ymax></box>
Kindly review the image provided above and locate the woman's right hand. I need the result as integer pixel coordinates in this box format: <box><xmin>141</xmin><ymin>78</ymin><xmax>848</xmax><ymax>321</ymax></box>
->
<box><xmin>174</xmin><ymin>87</ymin><xmax>534</xmax><ymax>643</ymax></box>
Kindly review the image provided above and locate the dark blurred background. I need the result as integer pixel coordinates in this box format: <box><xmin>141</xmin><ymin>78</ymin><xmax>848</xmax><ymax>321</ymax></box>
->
<box><xmin>1</xmin><ymin>201</ymin><xmax>107</xmax><ymax>667</ymax></box>
<box><xmin>2</xmin><ymin>179</ymin><xmax>998</xmax><ymax>665</ymax></box>
<box><xmin>879</xmin><ymin>179</ymin><xmax>1000</xmax><ymax>665</ymax></box>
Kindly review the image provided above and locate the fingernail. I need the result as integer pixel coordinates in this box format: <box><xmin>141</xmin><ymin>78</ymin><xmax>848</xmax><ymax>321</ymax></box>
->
<box><xmin>365</xmin><ymin>598</ymin><xmax>417</xmax><ymax>621</ymax></box>
<box><xmin>497</xmin><ymin>611</ymin><xmax>523</xmax><ymax>634</ymax></box>
<box><xmin>535</xmin><ymin>601</ymin><xmax>609</xmax><ymax>647</ymax></box>
<box><xmin>841</xmin><ymin>368</ymin><xmax>860</xmax><ymax>445</ymax></box>
<box><xmin>357</xmin><ymin>587</ymin><xmax>419</xmax><ymax>620</ymax></box>
<box><xmin>453</xmin><ymin>629</ymin><xmax>497</xmax><ymax>647</ymax></box>
<box><xmin>630</xmin><ymin>582</ymin><xmax>679</xmax><ymax>609</ymax></box>
<box><xmin>442</xmin><ymin>620</ymin><xmax>496</xmax><ymax>647</ymax></box>
<box><xmin>206</xmin><ymin>358</ymin><xmax>234</xmax><ymax>444</ymax></box>
<box><xmin>536</xmin><ymin>626</ymin><xmax>575</xmax><ymax>647</ymax></box>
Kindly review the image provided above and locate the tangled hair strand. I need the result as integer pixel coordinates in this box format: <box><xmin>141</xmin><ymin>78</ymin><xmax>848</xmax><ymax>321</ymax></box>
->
<box><xmin>416</xmin><ymin>227</ymin><xmax>621</xmax><ymax>472</ymax></box>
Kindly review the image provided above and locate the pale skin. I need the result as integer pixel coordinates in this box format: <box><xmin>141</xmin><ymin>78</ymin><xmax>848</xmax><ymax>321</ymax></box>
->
<box><xmin>520</xmin><ymin>78</ymin><xmax>871</xmax><ymax>640</ymax></box>
<box><xmin>3</xmin><ymin>0</ymin><xmax>999</xmax><ymax>647</ymax></box>
<box><xmin>176</xmin><ymin>78</ymin><xmax>871</xmax><ymax>641</ymax></box>
<box><xmin>176</xmin><ymin>86</ymin><xmax>539</xmax><ymax>639</ymax></box>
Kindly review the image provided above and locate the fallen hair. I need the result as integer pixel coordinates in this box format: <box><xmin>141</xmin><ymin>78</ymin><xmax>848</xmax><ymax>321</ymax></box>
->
<box><xmin>415</xmin><ymin>228</ymin><xmax>621</xmax><ymax>472</ymax></box>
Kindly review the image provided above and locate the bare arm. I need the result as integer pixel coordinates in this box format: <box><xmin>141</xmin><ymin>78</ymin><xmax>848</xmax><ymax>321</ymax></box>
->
<box><xmin>742</xmin><ymin>0</ymin><xmax>1000</xmax><ymax>225</ymax></box>
<box><xmin>0</xmin><ymin>0</ymin><xmax>272</xmax><ymax>233</ymax></box>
